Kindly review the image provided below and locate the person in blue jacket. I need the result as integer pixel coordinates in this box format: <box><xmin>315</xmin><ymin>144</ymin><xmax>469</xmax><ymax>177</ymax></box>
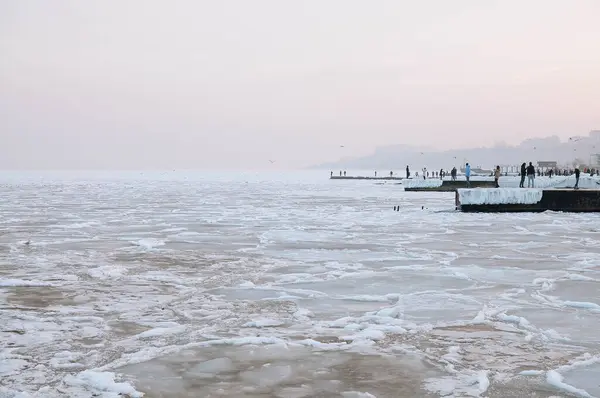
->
<box><xmin>465</xmin><ymin>163</ymin><xmax>471</xmax><ymax>188</ymax></box>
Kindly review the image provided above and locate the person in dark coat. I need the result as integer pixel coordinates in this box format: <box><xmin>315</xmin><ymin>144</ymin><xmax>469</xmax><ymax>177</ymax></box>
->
<box><xmin>526</xmin><ymin>162</ymin><xmax>536</xmax><ymax>187</ymax></box>
<box><xmin>575</xmin><ymin>166</ymin><xmax>580</xmax><ymax>189</ymax></box>
<box><xmin>520</xmin><ymin>163</ymin><xmax>526</xmax><ymax>188</ymax></box>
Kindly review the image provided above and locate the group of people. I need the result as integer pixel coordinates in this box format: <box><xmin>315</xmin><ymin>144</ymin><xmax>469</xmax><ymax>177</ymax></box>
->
<box><xmin>518</xmin><ymin>162</ymin><xmax>582</xmax><ymax>188</ymax></box>
<box><xmin>337</xmin><ymin>162</ymin><xmax>583</xmax><ymax>190</ymax></box>
<box><xmin>518</xmin><ymin>162</ymin><xmax>537</xmax><ymax>188</ymax></box>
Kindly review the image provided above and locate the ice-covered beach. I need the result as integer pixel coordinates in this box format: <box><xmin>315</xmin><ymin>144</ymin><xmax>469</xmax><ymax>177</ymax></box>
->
<box><xmin>1</xmin><ymin>170</ymin><xmax>600</xmax><ymax>398</ymax></box>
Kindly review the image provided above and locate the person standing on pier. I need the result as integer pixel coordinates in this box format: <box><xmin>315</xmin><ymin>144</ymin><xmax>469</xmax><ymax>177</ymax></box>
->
<box><xmin>574</xmin><ymin>166</ymin><xmax>580</xmax><ymax>189</ymax></box>
<box><xmin>331</xmin><ymin>171</ymin><xmax>333</xmax><ymax>177</ymax></box>
<box><xmin>494</xmin><ymin>166</ymin><xmax>501</xmax><ymax>188</ymax></box>
<box><xmin>344</xmin><ymin>171</ymin><xmax>346</xmax><ymax>176</ymax></box>
<box><xmin>519</xmin><ymin>163</ymin><xmax>526</xmax><ymax>187</ymax></box>
<box><xmin>406</xmin><ymin>165</ymin><xmax>410</xmax><ymax>179</ymax></box>
<box><xmin>526</xmin><ymin>162</ymin><xmax>536</xmax><ymax>187</ymax></box>
<box><xmin>465</xmin><ymin>163</ymin><xmax>471</xmax><ymax>188</ymax></box>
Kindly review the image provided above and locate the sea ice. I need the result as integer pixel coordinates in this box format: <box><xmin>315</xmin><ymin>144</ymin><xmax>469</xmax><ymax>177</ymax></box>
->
<box><xmin>546</xmin><ymin>370</ymin><xmax>593</xmax><ymax>398</ymax></box>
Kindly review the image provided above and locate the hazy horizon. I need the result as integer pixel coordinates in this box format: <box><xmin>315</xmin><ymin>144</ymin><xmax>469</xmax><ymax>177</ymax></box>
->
<box><xmin>2</xmin><ymin>0</ymin><xmax>599</xmax><ymax>170</ymax></box>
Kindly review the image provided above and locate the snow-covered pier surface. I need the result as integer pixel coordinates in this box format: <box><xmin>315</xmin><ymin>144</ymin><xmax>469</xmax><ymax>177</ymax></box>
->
<box><xmin>457</xmin><ymin>188</ymin><xmax>600</xmax><ymax>212</ymax></box>
<box><xmin>330</xmin><ymin>176</ymin><xmax>403</xmax><ymax>181</ymax></box>
<box><xmin>406</xmin><ymin>175</ymin><xmax>600</xmax><ymax>191</ymax></box>
<box><xmin>457</xmin><ymin>188</ymin><xmax>544</xmax><ymax>205</ymax></box>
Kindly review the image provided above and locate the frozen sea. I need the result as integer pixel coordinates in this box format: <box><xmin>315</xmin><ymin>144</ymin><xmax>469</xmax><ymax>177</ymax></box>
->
<box><xmin>1</xmin><ymin>170</ymin><xmax>599</xmax><ymax>398</ymax></box>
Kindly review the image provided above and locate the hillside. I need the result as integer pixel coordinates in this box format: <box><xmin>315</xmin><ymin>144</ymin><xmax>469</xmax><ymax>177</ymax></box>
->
<box><xmin>312</xmin><ymin>131</ymin><xmax>600</xmax><ymax>171</ymax></box>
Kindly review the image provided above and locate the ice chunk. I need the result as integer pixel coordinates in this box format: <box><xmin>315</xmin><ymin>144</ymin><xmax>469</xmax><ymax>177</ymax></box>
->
<box><xmin>0</xmin><ymin>359</ymin><xmax>28</xmax><ymax>376</ymax></box>
<box><xmin>340</xmin><ymin>328</ymin><xmax>386</xmax><ymax>342</ymax></box>
<box><xmin>134</xmin><ymin>238</ymin><xmax>165</xmax><ymax>250</ymax></box>
<box><xmin>342</xmin><ymin>392</ymin><xmax>377</xmax><ymax>398</ymax></box>
<box><xmin>242</xmin><ymin>318</ymin><xmax>284</xmax><ymax>328</ymax></box>
<box><xmin>546</xmin><ymin>370</ymin><xmax>593</xmax><ymax>398</ymax></box>
<box><xmin>563</xmin><ymin>301</ymin><xmax>600</xmax><ymax>311</ymax></box>
<box><xmin>64</xmin><ymin>370</ymin><xmax>144</xmax><ymax>397</ymax></box>
<box><xmin>457</xmin><ymin>188</ymin><xmax>543</xmax><ymax>205</ymax></box>
<box><xmin>0</xmin><ymin>278</ymin><xmax>52</xmax><ymax>287</ymax></box>
<box><xmin>476</xmin><ymin>370</ymin><xmax>490</xmax><ymax>394</ymax></box>
<box><xmin>136</xmin><ymin>325</ymin><xmax>185</xmax><ymax>339</ymax></box>
<box><xmin>520</xmin><ymin>370</ymin><xmax>545</xmax><ymax>376</ymax></box>
<box><xmin>567</xmin><ymin>274</ymin><xmax>596</xmax><ymax>282</ymax></box>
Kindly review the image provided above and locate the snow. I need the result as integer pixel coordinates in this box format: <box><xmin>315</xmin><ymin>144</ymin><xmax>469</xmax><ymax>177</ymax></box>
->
<box><xmin>403</xmin><ymin>178</ymin><xmax>444</xmax><ymax>188</ymax></box>
<box><xmin>457</xmin><ymin>188</ymin><xmax>543</xmax><ymax>205</ymax></box>
<box><xmin>64</xmin><ymin>370</ymin><xmax>144</xmax><ymax>397</ymax></box>
<box><xmin>403</xmin><ymin>175</ymin><xmax>600</xmax><ymax>190</ymax></box>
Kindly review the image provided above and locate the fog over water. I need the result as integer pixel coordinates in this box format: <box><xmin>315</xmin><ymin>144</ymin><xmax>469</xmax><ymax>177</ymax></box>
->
<box><xmin>2</xmin><ymin>1</ymin><xmax>600</xmax><ymax>170</ymax></box>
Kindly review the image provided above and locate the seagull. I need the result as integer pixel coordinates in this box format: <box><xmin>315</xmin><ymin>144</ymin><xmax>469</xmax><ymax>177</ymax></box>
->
<box><xmin>340</xmin><ymin>145</ymin><xmax>345</xmax><ymax>148</ymax></box>
<box><xmin>268</xmin><ymin>160</ymin><xmax>275</xmax><ymax>164</ymax></box>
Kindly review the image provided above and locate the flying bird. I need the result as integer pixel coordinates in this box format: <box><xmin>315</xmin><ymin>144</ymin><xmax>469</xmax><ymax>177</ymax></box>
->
<box><xmin>268</xmin><ymin>160</ymin><xmax>275</xmax><ymax>164</ymax></box>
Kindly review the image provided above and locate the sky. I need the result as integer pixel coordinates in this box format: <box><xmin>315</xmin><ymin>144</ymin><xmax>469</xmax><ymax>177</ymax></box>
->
<box><xmin>1</xmin><ymin>0</ymin><xmax>599</xmax><ymax>170</ymax></box>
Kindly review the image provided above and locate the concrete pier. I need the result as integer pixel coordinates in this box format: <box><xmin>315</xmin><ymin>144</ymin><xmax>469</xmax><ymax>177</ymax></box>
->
<box><xmin>456</xmin><ymin>188</ymin><xmax>600</xmax><ymax>212</ymax></box>
<box><xmin>405</xmin><ymin>180</ymin><xmax>496</xmax><ymax>192</ymax></box>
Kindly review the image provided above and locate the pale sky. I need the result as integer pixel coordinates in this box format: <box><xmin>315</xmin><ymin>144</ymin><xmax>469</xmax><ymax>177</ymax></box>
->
<box><xmin>1</xmin><ymin>0</ymin><xmax>599</xmax><ymax>170</ymax></box>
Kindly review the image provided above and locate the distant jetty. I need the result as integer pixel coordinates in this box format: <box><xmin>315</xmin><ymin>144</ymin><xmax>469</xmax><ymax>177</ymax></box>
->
<box><xmin>330</xmin><ymin>176</ymin><xmax>403</xmax><ymax>181</ymax></box>
<box><xmin>404</xmin><ymin>180</ymin><xmax>495</xmax><ymax>192</ymax></box>
<box><xmin>455</xmin><ymin>188</ymin><xmax>600</xmax><ymax>212</ymax></box>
